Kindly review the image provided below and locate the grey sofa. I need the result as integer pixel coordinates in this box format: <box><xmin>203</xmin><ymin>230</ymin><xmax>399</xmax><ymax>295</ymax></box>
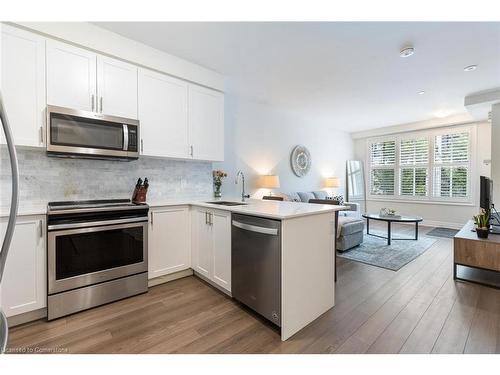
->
<box><xmin>278</xmin><ymin>190</ymin><xmax>364</xmax><ymax>251</ymax></box>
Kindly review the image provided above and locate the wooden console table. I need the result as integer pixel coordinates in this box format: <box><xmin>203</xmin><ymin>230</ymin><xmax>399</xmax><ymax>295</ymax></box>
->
<box><xmin>454</xmin><ymin>220</ymin><xmax>500</xmax><ymax>287</ymax></box>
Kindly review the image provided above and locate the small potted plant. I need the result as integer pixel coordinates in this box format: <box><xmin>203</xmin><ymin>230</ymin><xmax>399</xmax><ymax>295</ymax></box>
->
<box><xmin>473</xmin><ymin>209</ymin><xmax>490</xmax><ymax>239</ymax></box>
<box><xmin>212</xmin><ymin>170</ymin><xmax>227</xmax><ymax>198</ymax></box>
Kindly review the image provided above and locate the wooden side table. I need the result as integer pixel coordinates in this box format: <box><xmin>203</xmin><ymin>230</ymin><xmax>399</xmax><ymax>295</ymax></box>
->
<box><xmin>454</xmin><ymin>220</ymin><xmax>500</xmax><ymax>288</ymax></box>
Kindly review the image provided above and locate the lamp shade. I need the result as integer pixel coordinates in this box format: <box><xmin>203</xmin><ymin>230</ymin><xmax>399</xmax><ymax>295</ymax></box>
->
<box><xmin>259</xmin><ymin>175</ymin><xmax>280</xmax><ymax>189</ymax></box>
<box><xmin>325</xmin><ymin>177</ymin><xmax>340</xmax><ymax>188</ymax></box>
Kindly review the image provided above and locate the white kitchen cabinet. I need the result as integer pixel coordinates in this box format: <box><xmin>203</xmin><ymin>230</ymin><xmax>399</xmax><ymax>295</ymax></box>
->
<box><xmin>47</xmin><ymin>41</ymin><xmax>138</xmax><ymax>119</ymax></box>
<box><xmin>191</xmin><ymin>208</ymin><xmax>213</xmax><ymax>279</ymax></box>
<box><xmin>0</xmin><ymin>215</ymin><xmax>46</xmax><ymax>318</ymax></box>
<box><xmin>148</xmin><ymin>206</ymin><xmax>191</xmax><ymax>279</ymax></box>
<box><xmin>138</xmin><ymin>68</ymin><xmax>189</xmax><ymax>158</ymax></box>
<box><xmin>97</xmin><ymin>56</ymin><xmax>138</xmax><ymax>119</ymax></box>
<box><xmin>1</xmin><ymin>25</ymin><xmax>46</xmax><ymax>147</ymax></box>
<box><xmin>46</xmin><ymin>40</ymin><xmax>97</xmax><ymax>112</ymax></box>
<box><xmin>191</xmin><ymin>207</ymin><xmax>231</xmax><ymax>292</ymax></box>
<box><xmin>211</xmin><ymin>210</ymin><xmax>231</xmax><ymax>291</ymax></box>
<box><xmin>188</xmin><ymin>84</ymin><xmax>224</xmax><ymax>162</ymax></box>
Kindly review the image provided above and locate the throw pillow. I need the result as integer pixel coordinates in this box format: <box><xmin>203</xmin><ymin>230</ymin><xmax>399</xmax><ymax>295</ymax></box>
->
<box><xmin>284</xmin><ymin>192</ymin><xmax>301</xmax><ymax>202</ymax></box>
<box><xmin>313</xmin><ymin>190</ymin><xmax>328</xmax><ymax>199</ymax></box>
<box><xmin>331</xmin><ymin>195</ymin><xmax>345</xmax><ymax>205</ymax></box>
<box><xmin>297</xmin><ymin>192</ymin><xmax>315</xmax><ymax>203</ymax></box>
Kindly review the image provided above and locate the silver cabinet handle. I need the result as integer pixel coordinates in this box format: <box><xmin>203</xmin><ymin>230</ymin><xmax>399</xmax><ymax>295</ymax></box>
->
<box><xmin>205</xmin><ymin>211</ymin><xmax>208</xmax><ymax>225</ymax></box>
<box><xmin>39</xmin><ymin>126</ymin><xmax>44</xmax><ymax>145</ymax></box>
<box><xmin>190</xmin><ymin>145</ymin><xmax>193</xmax><ymax>157</ymax></box>
<box><xmin>91</xmin><ymin>94</ymin><xmax>95</xmax><ymax>112</ymax></box>
<box><xmin>141</xmin><ymin>139</ymin><xmax>144</xmax><ymax>153</ymax></box>
<box><xmin>151</xmin><ymin>212</ymin><xmax>154</xmax><ymax>225</ymax></box>
<box><xmin>39</xmin><ymin>219</ymin><xmax>43</xmax><ymax>238</ymax></box>
<box><xmin>100</xmin><ymin>97</ymin><xmax>103</xmax><ymax>113</ymax></box>
<box><xmin>232</xmin><ymin>220</ymin><xmax>278</xmax><ymax>236</ymax></box>
<box><xmin>210</xmin><ymin>212</ymin><xmax>213</xmax><ymax>225</ymax></box>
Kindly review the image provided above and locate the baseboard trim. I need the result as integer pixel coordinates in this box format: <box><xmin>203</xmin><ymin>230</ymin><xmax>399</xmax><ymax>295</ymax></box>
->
<box><xmin>148</xmin><ymin>269</ymin><xmax>193</xmax><ymax>287</ymax></box>
<box><xmin>7</xmin><ymin>308</ymin><xmax>46</xmax><ymax>327</ymax></box>
<box><xmin>193</xmin><ymin>271</ymin><xmax>232</xmax><ymax>297</ymax></box>
<box><xmin>389</xmin><ymin>219</ymin><xmax>464</xmax><ymax>230</ymax></box>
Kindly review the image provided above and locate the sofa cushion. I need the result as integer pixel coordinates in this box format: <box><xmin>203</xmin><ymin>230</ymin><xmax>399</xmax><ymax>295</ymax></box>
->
<box><xmin>312</xmin><ymin>190</ymin><xmax>328</xmax><ymax>199</ymax></box>
<box><xmin>338</xmin><ymin>217</ymin><xmax>364</xmax><ymax>237</ymax></box>
<box><xmin>283</xmin><ymin>192</ymin><xmax>301</xmax><ymax>202</ymax></box>
<box><xmin>297</xmin><ymin>192</ymin><xmax>315</xmax><ymax>203</ymax></box>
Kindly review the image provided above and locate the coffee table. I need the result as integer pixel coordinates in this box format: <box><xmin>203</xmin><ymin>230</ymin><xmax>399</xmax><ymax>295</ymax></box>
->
<box><xmin>362</xmin><ymin>213</ymin><xmax>423</xmax><ymax>246</ymax></box>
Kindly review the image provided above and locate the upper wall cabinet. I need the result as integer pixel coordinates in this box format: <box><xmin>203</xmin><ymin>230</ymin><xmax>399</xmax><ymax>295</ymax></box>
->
<box><xmin>47</xmin><ymin>40</ymin><xmax>138</xmax><ymax>119</ymax></box>
<box><xmin>46</xmin><ymin>40</ymin><xmax>97</xmax><ymax>112</ymax></box>
<box><xmin>138</xmin><ymin>68</ymin><xmax>189</xmax><ymax>158</ymax></box>
<box><xmin>188</xmin><ymin>84</ymin><xmax>224</xmax><ymax>162</ymax></box>
<box><xmin>97</xmin><ymin>56</ymin><xmax>138</xmax><ymax>119</ymax></box>
<box><xmin>1</xmin><ymin>25</ymin><xmax>46</xmax><ymax>147</ymax></box>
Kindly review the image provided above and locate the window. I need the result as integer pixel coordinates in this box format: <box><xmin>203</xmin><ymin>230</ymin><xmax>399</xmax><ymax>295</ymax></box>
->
<box><xmin>399</xmin><ymin>138</ymin><xmax>429</xmax><ymax>197</ymax></box>
<box><xmin>432</xmin><ymin>132</ymin><xmax>469</xmax><ymax>198</ymax></box>
<box><xmin>370</xmin><ymin>140</ymin><xmax>395</xmax><ymax>195</ymax></box>
<box><xmin>367</xmin><ymin>127</ymin><xmax>474</xmax><ymax>203</ymax></box>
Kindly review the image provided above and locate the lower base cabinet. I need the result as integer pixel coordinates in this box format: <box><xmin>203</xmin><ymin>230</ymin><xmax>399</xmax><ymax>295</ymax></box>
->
<box><xmin>148</xmin><ymin>206</ymin><xmax>191</xmax><ymax>279</ymax></box>
<box><xmin>0</xmin><ymin>215</ymin><xmax>46</xmax><ymax>318</ymax></box>
<box><xmin>191</xmin><ymin>207</ymin><xmax>231</xmax><ymax>292</ymax></box>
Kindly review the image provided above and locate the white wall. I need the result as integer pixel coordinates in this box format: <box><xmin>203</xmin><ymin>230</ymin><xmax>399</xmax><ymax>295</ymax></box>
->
<box><xmin>491</xmin><ymin>103</ymin><xmax>500</xmax><ymax>204</ymax></box>
<box><xmin>353</xmin><ymin>121</ymin><xmax>491</xmax><ymax>228</ymax></box>
<box><xmin>215</xmin><ymin>95</ymin><xmax>354</xmax><ymax>198</ymax></box>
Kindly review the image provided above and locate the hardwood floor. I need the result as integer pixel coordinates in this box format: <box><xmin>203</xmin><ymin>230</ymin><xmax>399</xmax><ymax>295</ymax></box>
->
<box><xmin>7</xmin><ymin>223</ymin><xmax>500</xmax><ymax>354</ymax></box>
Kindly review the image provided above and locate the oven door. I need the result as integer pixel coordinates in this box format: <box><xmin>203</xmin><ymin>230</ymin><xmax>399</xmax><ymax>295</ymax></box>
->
<box><xmin>48</xmin><ymin>221</ymin><xmax>148</xmax><ymax>295</ymax></box>
<box><xmin>46</xmin><ymin>105</ymin><xmax>139</xmax><ymax>159</ymax></box>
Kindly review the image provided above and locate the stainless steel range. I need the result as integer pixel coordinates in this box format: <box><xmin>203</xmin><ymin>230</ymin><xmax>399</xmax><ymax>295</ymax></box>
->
<box><xmin>47</xmin><ymin>199</ymin><xmax>149</xmax><ymax>320</ymax></box>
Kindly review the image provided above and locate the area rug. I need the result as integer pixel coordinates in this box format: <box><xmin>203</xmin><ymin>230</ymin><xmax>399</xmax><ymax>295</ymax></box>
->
<box><xmin>426</xmin><ymin>227</ymin><xmax>459</xmax><ymax>238</ymax></box>
<box><xmin>338</xmin><ymin>232</ymin><xmax>437</xmax><ymax>271</ymax></box>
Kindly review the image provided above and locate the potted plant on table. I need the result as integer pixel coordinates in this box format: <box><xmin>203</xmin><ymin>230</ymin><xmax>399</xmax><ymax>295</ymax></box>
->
<box><xmin>212</xmin><ymin>170</ymin><xmax>227</xmax><ymax>198</ymax></box>
<box><xmin>473</xmin><ymin>209</ymin><xmax>490</xmax><ymax>239</ymax></box>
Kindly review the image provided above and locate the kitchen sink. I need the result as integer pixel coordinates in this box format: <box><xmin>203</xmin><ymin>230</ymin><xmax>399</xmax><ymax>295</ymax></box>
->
<box><xmin>206</xmin><ymin>201</ymin><xmax>248</xmax><ymax>206</ymax></box>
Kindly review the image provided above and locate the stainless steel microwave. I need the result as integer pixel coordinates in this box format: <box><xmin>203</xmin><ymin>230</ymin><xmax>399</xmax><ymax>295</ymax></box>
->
<box><xmin>46</xmin><ymin>105</ymin><xmax>140</xmax><ymax>160</ymax></box>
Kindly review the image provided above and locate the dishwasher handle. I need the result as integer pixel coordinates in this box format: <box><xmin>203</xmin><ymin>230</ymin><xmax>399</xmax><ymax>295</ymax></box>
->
<box><xmin>232</xmin><ymin>220</ymin><xmax>279</xmax><ymax>236</ymax></box>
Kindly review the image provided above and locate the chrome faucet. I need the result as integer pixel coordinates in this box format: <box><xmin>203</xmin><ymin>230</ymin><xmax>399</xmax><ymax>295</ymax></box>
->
<box><xmin>235</xmin><ymin>170</ymin><xmax>251</xmax><ymax>202</ymax></box>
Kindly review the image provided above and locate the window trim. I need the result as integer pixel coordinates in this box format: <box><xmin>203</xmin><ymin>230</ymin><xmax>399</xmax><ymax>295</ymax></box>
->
<box><xmin>366</xmin><ymin>125</ymin><xmax>477</xmax><ymax>205</ymax></box>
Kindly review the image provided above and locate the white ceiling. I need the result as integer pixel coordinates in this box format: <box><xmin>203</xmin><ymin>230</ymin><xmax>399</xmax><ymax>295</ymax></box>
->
<box><xmin>94</xmin><ymin>22</ymin><xmax>500</xmax><ymax>132</ymax></box>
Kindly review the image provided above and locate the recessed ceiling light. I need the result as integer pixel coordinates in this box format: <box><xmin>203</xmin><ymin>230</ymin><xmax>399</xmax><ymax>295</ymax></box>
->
<box><xmin>464</xmin><ymin>65</ymin><xmax>478</xmax><ymax>72</ymax></box>
<box><xmin>400</xmin><ymin>47</ymin><xmax>415</xmax><ymax>58</ymax></box>
<box><xmin>418</xmin><ymin>91</ymin><xmax>425</xmax><ymax>95</ymax></box>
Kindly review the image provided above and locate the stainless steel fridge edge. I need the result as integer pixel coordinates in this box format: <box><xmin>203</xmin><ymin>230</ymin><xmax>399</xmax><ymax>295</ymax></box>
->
<box><xmin>0</xmin><ymin>90</ymin><xmax>20</xmax><ymax>354</ymax></box>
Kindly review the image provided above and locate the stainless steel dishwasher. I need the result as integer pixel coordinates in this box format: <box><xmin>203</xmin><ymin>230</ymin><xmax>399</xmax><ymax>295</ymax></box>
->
<box><xmin>231</xmin><ymin>213</ymin><xmax>281</xmax><ymax>326</ymax></box>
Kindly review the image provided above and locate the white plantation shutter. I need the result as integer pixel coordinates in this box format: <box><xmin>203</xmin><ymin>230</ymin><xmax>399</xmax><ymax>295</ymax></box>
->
<box><xmin>433</xmin><ymin>132</ymin><xmax>469</xmax><ymax>198</ymax></box>
<box><xmin>399</xmin><ymin>138</ymin><xmax>429</xmax><ymax>196</ymax></box>
<box><xmin>371</xmin><ymin>141</ymin><xmax>396</xmax><ymax>165</ymax></box>
<box><xmin>368</xmin><ymin>128</ymin><xmax>472</xmax><ymax>202</ymax></box>
<box><xmin>370</xmin><ymin>140</ymin><xmax>395</xmax><ymax>195</ymax></box>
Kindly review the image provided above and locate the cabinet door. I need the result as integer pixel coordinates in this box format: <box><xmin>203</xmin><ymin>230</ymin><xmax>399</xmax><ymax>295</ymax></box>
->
<box><xmin>97</xmin><ymin>55</ymin><xmax>138</xmax><ymax>119</ymax></box>
<box><xmin>1</xmin><ymin>25</ymin><xmax>46</xmax><ymax>147</ymax></box>
<box><xmin>212</xmin><ymin>210</ymin><xmax>231</xmax><ymax>292</ymax></box>
<box><xmin>0</xmin><ymin>216</ymin><xmax>46</xmax><ymax>317</ymax></box>
<box><xmin>138</xmin><ymin>69</ymin><xmax>189</xmax><ymax>158</ymax></box>
<box><xmin>188</xmin><ymin>84</ymin><xmax>224</xmax><ymax>161</ymax></box>
<box><xmin>46</xmin><ymin>40</ymin><xmax>97</xmax><ymax>111</ymax></box>
<box><xmin>148</xmin><ymin>207</ymin><xmax>191</xmax><ymax>279</ymax></box>
<box><xmin>191</xmin><ymin>208</ymin><xmax>212</xmax><ymax>278</ymax></box>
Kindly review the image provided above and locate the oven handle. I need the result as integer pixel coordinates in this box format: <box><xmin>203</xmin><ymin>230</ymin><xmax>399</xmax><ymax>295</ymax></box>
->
<box><xmin>48</xmin><ymin>216</ymin><xmax>148</xmax><ymax>231</ymax></box>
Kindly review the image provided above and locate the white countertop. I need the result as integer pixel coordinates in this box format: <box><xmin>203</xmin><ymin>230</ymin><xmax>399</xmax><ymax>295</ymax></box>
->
<box><xmin>151</xmin><ymin>198</ymin><xmax>347</xmax><ymax>220</ymax></box>
<box><xmin>0</xmin><ymin>197</ymin><xmax>346</xmax><ymax>220</ymax></box>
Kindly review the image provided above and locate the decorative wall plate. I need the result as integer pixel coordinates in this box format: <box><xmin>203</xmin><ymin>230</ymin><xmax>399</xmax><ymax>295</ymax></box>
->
<box><xmin>290</xmin><ymin>145</ymin><xmax>312</xmax><ymax>177</ymax></box>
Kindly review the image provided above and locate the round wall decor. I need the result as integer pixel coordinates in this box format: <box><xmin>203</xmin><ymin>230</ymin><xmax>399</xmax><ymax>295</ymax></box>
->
<box><xmin>290</xmin><ymin>145</ymin><xmax>312</xmax><ymax>177</ymax></box>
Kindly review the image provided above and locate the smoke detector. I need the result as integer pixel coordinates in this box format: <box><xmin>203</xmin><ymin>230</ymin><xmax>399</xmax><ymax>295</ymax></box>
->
<box><xmin>400</xmin><ymin>47</ymin><xmax>415</xmax><ymax>58</ymax></box>
<box><xmin>464</xmin><ymin>65</ymin><xmax>478</xmax><ymax>72</ymax></box>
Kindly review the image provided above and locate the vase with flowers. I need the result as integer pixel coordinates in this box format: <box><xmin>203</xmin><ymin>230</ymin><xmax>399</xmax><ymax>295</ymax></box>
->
<box><xmin>473</xmin><ymin>209</ymin><xmax>490</xmax><ymax>239</ymax></box>
<box><xmin>212</xmin><ymin>170</ymin><xmax>228</xmax><ymax>198</ymax></box>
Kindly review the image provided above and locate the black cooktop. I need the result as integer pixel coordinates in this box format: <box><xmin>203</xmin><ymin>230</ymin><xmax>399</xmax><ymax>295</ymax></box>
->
<box><xmin>48</xmin><ymin>199</ymin><xmax>148</xmax><ymax>214</ymax></box>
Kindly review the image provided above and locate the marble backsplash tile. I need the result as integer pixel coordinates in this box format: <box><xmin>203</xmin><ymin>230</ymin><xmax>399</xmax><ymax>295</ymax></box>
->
<box><xmin>0</xmin><ymin>147</ymin><xmax>213</xmax><ymax>206</ymax></box>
